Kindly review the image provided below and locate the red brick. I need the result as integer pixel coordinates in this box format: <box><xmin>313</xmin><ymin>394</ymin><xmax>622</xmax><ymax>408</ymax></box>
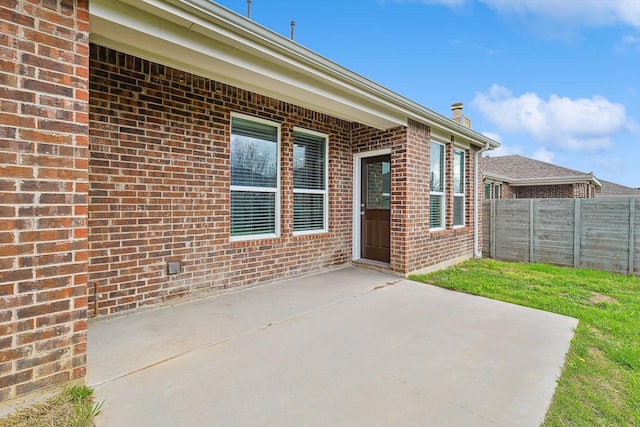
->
<box><xmin>0</xmin><ymin>346</ymin><xmax>32</xmax><ymax>364</ymax></box>
<box><xmin>0</xmin><ymin>165</ymin><xmax>35</xmax><ymax>179</ymax></box>
<box><xmin>17</xmin><ymin>300</ymin><xmax>70</xmax><ymax>320</ymax></box>
<box><xmin>0</xmin><ymin>370</ymin><xmax>32</xmax><ymax>389</ymax></box>
<box><xmin>16</xmin><ymin>371</ymin><xmax>69</xmax><ymax>396</ymax></box>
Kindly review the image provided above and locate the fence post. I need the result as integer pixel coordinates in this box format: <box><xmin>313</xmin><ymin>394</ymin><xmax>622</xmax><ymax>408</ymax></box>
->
<box><xmin>490</xmin><ymin>199</ymin><xmax>496</xmax><ymax>259</ymax></box>
<box><xmin>629</xmin><ymin>198</ymin><xmax>635</xmax><ymax>275</ymax></box>
<box><xmin>529</xmin><ymin>199</ymin><xmax>535</xmax><ymax>263</ymax></box>
<box><xmin>573</xmin><ymin>198</ymin><xmax>581</xmax><ymax>268</ymax></box>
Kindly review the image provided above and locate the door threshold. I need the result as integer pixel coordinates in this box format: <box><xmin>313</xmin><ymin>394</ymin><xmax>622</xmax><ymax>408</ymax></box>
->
<box><xmin>353</xmin><ymin>258</ymin><xmax>391</xmax><ymax>270</ymax></box>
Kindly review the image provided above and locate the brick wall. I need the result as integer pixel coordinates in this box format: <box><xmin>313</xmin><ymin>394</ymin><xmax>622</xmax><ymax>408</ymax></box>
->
<box><xmin>0</xmin><ymin>0</ymin><xmax>89</xmax><ymax>402</ymax></box>
<box><xmin>573</xmin><ymin>182</ymin><xmax>595</xmax><ymax>198</ymax></box>
<box><xmin>515</xmin><ymin>183</ymin><xmax>596</xmax><ymax>199</ymax></box>
<box><xmin>498</xmin><ymin>182</ymin><xmax>514</xmax><ymax>199</ymax></box>
<box><xmin>353</xmin><ymin>120</ymin><xmax>479</xmax><ymax>273</ymax></box>
<box><xmin>88</xmin><ymin>46</ymin><xmax>356</xmax><ymax>316</ymax></box>
<box><xmin>352</xmin><ymin>123</ymin><xmax>407</xmax><ymax>272</ymax></box>
<box><xmin>401</xmin><ymin>124</ymin><xmax>479</xmax><ymax>273</ymax></box>
<box><xmin>88</xmin><ymin>46</ymin><xmax>481</xmax><ymax>313</ymax></box>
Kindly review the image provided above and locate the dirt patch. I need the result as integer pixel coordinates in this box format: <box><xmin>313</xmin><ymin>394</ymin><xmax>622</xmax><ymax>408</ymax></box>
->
<box><xmin>589</xmin><ymin>293</ymin><xmax>618</xmax><ymax>305</ymax></box>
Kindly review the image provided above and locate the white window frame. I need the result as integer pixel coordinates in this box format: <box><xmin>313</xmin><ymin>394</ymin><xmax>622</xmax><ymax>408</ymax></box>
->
<box><xmin>292</xmin><ymin>127</ymin><xmax>329</xmax><ymax>236</ymax></box>
<box><xmin>430</xmin><ymin>141</ymin><xmax>446</xmax><ymax>231</ymax></box>
<box><xmin>494</xmin><ymin>183</ymin><xmax>502</xmax><ymax>199</ymax></box>
<box><xmin>229</xmin><ymin>113</ymin><xmax>281</xmax><ymax>241</ymax></box>
<box><xmin>453</xmin><ymin>149</ymin><xmax>465</xmax><ymax>228</ymax></box>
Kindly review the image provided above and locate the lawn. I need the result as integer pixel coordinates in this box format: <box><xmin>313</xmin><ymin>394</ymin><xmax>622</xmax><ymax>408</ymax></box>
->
<box><xmin>410</xmin><ymin>259</ymin><xmax>640</xmax><ymax>426</ymax></box>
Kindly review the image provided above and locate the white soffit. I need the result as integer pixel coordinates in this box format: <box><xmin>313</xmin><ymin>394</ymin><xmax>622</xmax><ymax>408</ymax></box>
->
<box><xmin>89</xmin><ymin>0</ymin><xmax>501</xmax><ymax>149</ymax></box>
<box><xmin>89</xmin><ymin>0</ymin><xmax>404</xmax><ymax>129</ymax></box>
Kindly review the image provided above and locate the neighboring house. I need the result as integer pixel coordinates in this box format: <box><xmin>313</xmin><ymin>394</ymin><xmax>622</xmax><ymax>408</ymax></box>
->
<box><xmin>483</xmin><ymin>155</ymin><xmax>601</xmax><ymax>199</ymax></box>
<box><xmin>0</xmin><ymin>0</ymin><xmax>499</xmax><ymax>403</ymax></box>
<box><xmin>596</xmin><ymin>180</ymin><xmax>640</xmax><ymax>197</ymax></box>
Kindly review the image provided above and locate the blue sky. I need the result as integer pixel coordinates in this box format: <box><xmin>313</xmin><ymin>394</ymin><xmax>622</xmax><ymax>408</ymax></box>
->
<box><xmin>215</xmin><ymin>0</ymin><xmax>640</xmax><ymax>187</ymax></box>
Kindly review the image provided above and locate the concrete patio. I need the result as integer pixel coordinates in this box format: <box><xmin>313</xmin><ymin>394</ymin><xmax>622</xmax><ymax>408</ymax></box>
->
<box><xmin>88</xmin><ymin>266</ymin><xmax>577</xmax><ymax>426</ymax></box>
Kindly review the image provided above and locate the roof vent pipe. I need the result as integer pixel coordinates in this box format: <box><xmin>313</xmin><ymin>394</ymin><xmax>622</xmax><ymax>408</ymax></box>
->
<box><xmin>247</xmin><ymin>0</ymin><xmax>251</xmax><ymax>19</ymax></box>
<box><xmin>290</xmin><ymin>20</ymin><xmax>295</xmax><ymax>40</ymax></box>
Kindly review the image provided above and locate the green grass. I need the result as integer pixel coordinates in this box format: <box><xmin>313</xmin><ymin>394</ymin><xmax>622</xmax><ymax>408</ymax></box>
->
<box><xmin>0</xmin><ymin>386</ymin><xmax>103</xmax><ymax>427</ymax></box>
<box><xmin>410</xmin><ymin>259</ymin><xmax>640</xmax><ymax>426</ymax></box>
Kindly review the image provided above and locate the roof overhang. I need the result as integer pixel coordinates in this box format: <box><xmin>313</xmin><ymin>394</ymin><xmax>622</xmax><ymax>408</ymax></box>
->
<box><xmin>89</xmin><ymin>0</ymin><xmax>500</xmax><ymax>149</ymax></box>
<box><xmin>484</xmin><ymin>173</ymin><xmax>602</xmax><ymax>190</ymax></box>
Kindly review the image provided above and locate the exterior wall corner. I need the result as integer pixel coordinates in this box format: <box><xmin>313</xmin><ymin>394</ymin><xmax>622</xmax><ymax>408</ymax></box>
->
<box><xmin>0</xmin><ymin>0</ymin><xmax>90</xmax><ymax>402</ymax></box>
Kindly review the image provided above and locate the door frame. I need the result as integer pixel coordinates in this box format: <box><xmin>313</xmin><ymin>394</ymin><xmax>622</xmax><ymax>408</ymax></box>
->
<box><xmin>352</xmin><ymin>148</ymin><xmax>392</xmax><ymax>261</ymax></box>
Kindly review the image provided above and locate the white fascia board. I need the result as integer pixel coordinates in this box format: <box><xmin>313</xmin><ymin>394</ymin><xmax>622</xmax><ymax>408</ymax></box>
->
<box><xmin>508</xmin><ymin>175</ymin><xmax>602</xmax><ymax>188</ymax></box>
<box><xmin>483</xmin><ymin>172</ymin><xmax>511</xmax><ymax>182</ymax></box>
<box><xmin>175</xmin><ymin>0</ymin><xmax>501</xmax><ymax>148</ymax></box>
<box><xmin>90</xmin><ymin>0</ymin><xmax>404</xmax><ymax>129</ymax></box>
<box><xmin>90</xmin><ymin>0</ymin><xmax>502</xmax><ymax>149</ymax></box>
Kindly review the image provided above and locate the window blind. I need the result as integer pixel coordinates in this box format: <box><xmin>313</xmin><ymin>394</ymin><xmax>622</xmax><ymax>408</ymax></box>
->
<box><xmin>453</xmin><ymin>195</ymin><xmax>464</xmax><ymax>226</ymax></box>
<box><xmin>230</xmin><ymin>191</ymin><xmax>276</xmax><ymax>236</ymax></box>
<box><xmin>293</xmin><ymin>193</ymin><xmax>324</xmax><ymax>231</ymax></box>
<box><xmin>232</xmin><ymin>117</ymin><xmax>278</xmax><ymax>142</ymax></box>
<box><xmin>430</xmin><ymin>194</ymin><xmax>443</xmax><ymax>229</ymax></box>
<box><xmin>293</xmin><ymin>131</ymin><xmax>325</xmax><ymax>190</ymax></box>
<box><xmin>293</xmin><ymin>130</ymin><xmax>327</xmax><ymax>233</ymax></box>
<box><xmin>230</xmin><ymin>116</ymin><xmax>279</xmax><ymax>238</ymax></box>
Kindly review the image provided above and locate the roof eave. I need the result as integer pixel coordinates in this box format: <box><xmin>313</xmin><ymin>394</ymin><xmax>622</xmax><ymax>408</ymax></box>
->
<box><xmin>90</xmin><ymin>0</ymin><xmax>500</xmax><ymax>149</ymax></box>
<box><xmin>507</xmin><ymin>175</ymin><xmax>602</xmax><ymax>189</ymax></box>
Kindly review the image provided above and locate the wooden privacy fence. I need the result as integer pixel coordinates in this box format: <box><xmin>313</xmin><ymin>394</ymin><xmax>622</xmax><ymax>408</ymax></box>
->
<box><xmin>483</xmin><ymin>197</ymin><xmax>640</xmax><ymax>276</ymax></box>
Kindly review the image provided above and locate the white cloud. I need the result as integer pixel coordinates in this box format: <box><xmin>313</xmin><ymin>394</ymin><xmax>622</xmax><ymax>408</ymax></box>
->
<box><xmin>479</xmin><ymin>0</ymin><xmax>640</xmax><ymax>28</ymax></box>
<box><xmin>481</xmin><ymin>131</ymin><xmax>502</xmax><ymax>143</ymax></box>
<box><xmin>614</xmin><ymin>34</ymin><xmax>640</xmax><ymax>53</ymax></box>
<box><xmin>591</xmin><ymin>155</ymin><xmax>626</xmax><ymax>174</ymax></box>
<box><xmin>532</xmin><ymin>148</ymin><xmax>555</xmax><ymax>163</ymax></box>
<box><xmin>472</xmin><ymin>84</ymin><xmax>633</xmax><ymax>152</ymax></box>
<box><xmin>484</xmin><ymin>144</ymin><xmax>521</xmax><ymax>158</ymax></box>
<box><xmin>410</xmin><ymin>0</ymin><xmax>467</xmax><ymax>6</ymax></box>
<box><xmin>480</xmin><ymin>133</ymin><xmax>526</xmax><ymax>158</ymax></box>
<box><xmin>405</xmin><ymin>0</ymin><xmax>640</xmax><ymax>38</ymax></box>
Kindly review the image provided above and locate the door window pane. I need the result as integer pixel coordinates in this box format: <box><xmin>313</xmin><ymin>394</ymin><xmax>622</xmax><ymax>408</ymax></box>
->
<box><xmin>366</xmin><ymin>161</ymin><xmax>390</xmax><ymax>209</ymax></box>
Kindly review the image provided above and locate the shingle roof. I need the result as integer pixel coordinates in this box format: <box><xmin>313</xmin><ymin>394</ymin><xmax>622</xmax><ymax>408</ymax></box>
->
<box><xmin>483</xmin><ymin>155</ymin><xmax>593</xmax><ymax>181</ymax></box>
<box><xmin>597</xmin><ymin>180</ymin><xmax>640</xmax><ymax>197</ymax></box>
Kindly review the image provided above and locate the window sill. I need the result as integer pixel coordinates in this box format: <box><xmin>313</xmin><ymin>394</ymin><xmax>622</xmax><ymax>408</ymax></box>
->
<box><xmin>293</xmin><ymin>230</ymin><xmax>328</xmax><ymax>237</ymax></box>
<box><xmin>230</xmin><ymin>233</ymin><xmax>279</xmax><ymax>243</ymax></box>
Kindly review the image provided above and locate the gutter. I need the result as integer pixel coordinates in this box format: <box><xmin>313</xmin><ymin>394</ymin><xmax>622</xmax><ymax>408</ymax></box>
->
<box><xmin>112</xmin><ymin>0</ymin><xmax>500</xmax><ymax>149</ymax></box>
<box><xmin>483</xmin><ymin>174</ymin><xmax>603</xmax><ymax>190</ymax></box>
<box><xmin>474</xmin><ymin>143</ymin><xmax>492</xmax><ymax>258</ymax></box>
<box><xmin>176</xmin><ymin>0</ymin><xmax>499</xmax><ymax>146</ymax></box>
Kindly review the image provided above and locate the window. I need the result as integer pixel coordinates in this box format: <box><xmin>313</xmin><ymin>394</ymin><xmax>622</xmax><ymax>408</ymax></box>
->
<box><xmin>293</xmin><ymin>129</ymin><xmax>328</xmax><ymax>234</ymax></box>
<box><xmin>484</xmin><ymin>182</ymin><xmax>491</xmax><ymax>199</ymax></box>
<box><xmin>430</xmin><ymin>141</ymin><xmax>445</xmax><ymax>230</ymax></box>
<box><xmin>453</xmin><ymin>149</ymin><xmax>465</xmax><ymax>227</ymax></box>
<box><xmin>494</xmin><ymin>183</ymin><xmax>502</xmax><ymax>199</ymax></box>
<box><xmin>230</xmin><ymin>115</ymin><xmax>279</xmax><ymax>239</ymax></box>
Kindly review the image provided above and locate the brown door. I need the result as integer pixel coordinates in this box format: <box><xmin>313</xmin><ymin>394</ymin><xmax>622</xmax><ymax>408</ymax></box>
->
<box><xmin>361</xmin><ymin>155</ymin><xmax>391</xmax><ymax>263</ymax></box>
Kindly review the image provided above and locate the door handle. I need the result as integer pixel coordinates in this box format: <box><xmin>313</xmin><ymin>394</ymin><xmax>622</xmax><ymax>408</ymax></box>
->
<box><xmin>360</xmin><ymin>211</ymin><xmax>365</xmax><ymax>216</ymax></box>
